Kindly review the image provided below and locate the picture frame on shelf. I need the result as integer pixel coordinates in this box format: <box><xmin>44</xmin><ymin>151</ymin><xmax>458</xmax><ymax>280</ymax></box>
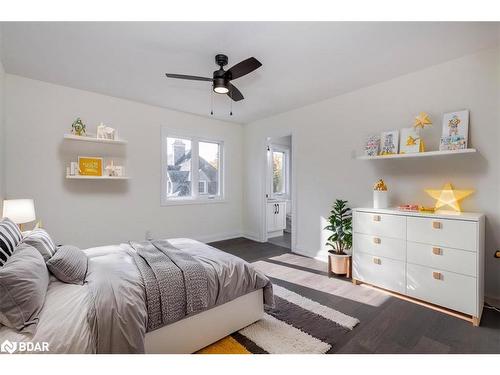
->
<box><xmin>439</xmin><ymin>110</ymin><xmax>469</xmax><ymax>151</ymax></box>
<box><xmin>380</xmin><ymin>130</ymin><xmax>399</xmax><ymax>155</ymax></box>
<box><xmin>78</xmin><ymin>156</ymin><xmax>103</xmax><ymax>176</ymax></box>
<box><xmin>364</xmin><ymin>134</ymin><xmax>380</xmax><ymax>156</ymax></box>
<box><xmin>399</xmin><ymin>127</ymin><xmax>423</xmax><ymax>154</ymax></box>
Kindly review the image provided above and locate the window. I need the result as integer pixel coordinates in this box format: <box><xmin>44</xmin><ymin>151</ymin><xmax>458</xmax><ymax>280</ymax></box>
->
<box><xmin>272</xmin><ymin>151</ymin><xmax>286</xmax><ymax>195</ymax></box>
<box><xmin>198</xmin><ymin>180</ymin><xmax>207</xmax><ymax>194</ymax></box>
<box><xmin>269</xmin><ymin>145</ymin><xmax>289</xmax><ymax>198</ymax></box>
<box><xmin>166</xmin><ymin>137</ymin><xmax>192</xmax><ymax>198</ymax></box>
<box><xmin>162</xmin><ymin>130</ymin><xmax>224</xmax><ymax>204</ymax></box>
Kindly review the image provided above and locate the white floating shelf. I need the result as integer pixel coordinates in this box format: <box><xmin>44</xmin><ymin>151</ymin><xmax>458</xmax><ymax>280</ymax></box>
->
<box><xmin>63</xmin><ymin>134</ymin><xmax>128</xmax><ymax>145</ymax></box>
<box><xmin>66</xmin><ymin>175</ymin><xmax>129</xmax><ymax>180</ymax></box>
<box><xmin>356</xmin><ymin>148</ymin><xmax>477</xmax><ymax>160</ymax></box>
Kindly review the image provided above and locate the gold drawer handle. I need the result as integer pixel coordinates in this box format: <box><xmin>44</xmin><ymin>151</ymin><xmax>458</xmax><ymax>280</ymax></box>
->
<box><xmin>432</xmin><ymin>247</ymin><xmax>442</xmax><ymax>255</ymax></box>
<box><xmin>432</xmin><ymin>221</ymin><xmax>442</xmax><ymax>229</ymax></box>
<box><xmin>373</xmin><ymin>237</ymin><xmax>381</xmax><ymax>244</ymax></box>
<box><xmin>432</xmin><ymin>271</ymin><xmax>442</xmax><ymax>280</ymax></box>
<box><xmin>373</xmin><ymin>257</ymin><xmax>381</xmax><ymax>265</ymax></box>
<box><xmin>373</xmin><ymin>215</ymin><xmax>381</xmax><ymax>222</ymax></box>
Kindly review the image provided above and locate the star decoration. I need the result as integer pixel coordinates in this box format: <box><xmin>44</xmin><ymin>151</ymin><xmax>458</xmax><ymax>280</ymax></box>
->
<box><xmin>425</xmin><ymin>183</ymin><xmax>474</xmax><ymax>212</ymax></box>
<box><xmin>413</xmin><ymin>112</ymin><xmax>432</xmax><ymax>130</ymax></box>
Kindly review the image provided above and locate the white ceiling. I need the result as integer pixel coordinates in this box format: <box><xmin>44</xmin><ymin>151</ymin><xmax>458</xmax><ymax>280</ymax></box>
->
<box><xmin>1</xmin><ymin>22</ymin><xmax>499</xmax><ymax>124</ymax></box>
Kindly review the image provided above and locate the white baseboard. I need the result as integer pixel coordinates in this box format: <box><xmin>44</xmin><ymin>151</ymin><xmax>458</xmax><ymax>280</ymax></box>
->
<box><xmin>292</xmin><ymin>246</ymin><xmax>328</xmax><ymax>263</ymax></box>
<box><xmin>197</xmin><ymin>232</ymin><xmax>243</xmax><ymax>243</ymax></box>
<box><xmin>243</xmin><ymin>233</ymin><xmax>264</xmax><ymax>242</ymax></box>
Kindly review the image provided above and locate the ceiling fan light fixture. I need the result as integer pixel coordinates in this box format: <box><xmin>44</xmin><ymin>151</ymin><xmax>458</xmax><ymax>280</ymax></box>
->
<box><xmin>213</xmin><ymin>86</ymin><xmax>229</xmax><ymax>94</ymax></box>
<box><xmin>213</xmin><ymin>77</ymin><xmax>229</xmax><ymax>94</ymax></box>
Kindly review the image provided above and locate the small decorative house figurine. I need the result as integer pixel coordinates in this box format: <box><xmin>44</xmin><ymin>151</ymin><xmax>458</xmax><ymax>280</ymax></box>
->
<box><xmin>97</xmin><ymin>122</ymin><xmax>116</xmax><ymax>140</ymax></box>
<box><xmin>373</xmin><ymin>179</ymin><xmax>388</xmax><ymax>209</ymax></box>
<box><xmin>71</xmin><ymin>117</ymin><xmax>86</xmax><ymax>136</ymax></box>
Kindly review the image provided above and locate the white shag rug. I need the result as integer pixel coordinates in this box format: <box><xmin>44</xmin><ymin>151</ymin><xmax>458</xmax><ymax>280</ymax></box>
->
<box><xmin>239</xmin><ymin>313</ymin><xmax>332</xmax><ymax>354</ymax></box>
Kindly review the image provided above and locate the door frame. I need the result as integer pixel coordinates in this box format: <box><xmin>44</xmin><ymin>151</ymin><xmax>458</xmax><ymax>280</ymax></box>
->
<box><xmin>260</xmin><ymin>131</ymin><xmax>297</xmax><ymax>252</ymax></box>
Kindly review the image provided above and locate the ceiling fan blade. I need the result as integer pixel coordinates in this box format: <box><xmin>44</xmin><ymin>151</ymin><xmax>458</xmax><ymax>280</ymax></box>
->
<box><xmin>227</xmin><ymin>83</ymin><xmax>244</xmax><ymax>102</ymax></box>
<box><xmin>165</xmin><ymin>73</ymin><xmax>212</xmax><ymax>82</ymax></box>
<box><xmin>225</xmin><ymin>57</ymin><xmax>262</xmax><ymax>80</ymax></box>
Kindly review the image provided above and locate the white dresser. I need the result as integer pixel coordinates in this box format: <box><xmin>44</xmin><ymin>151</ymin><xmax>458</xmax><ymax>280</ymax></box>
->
<box><xmin>352</xmin><ymin>208</ymin><xmax>485</xmax><ymax>326</ymax></box>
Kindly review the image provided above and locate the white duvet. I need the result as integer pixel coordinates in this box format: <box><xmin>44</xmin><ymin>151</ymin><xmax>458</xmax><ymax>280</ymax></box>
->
<box><xmin>0</xmin><ymin>275</ymin><xmax>94</xmax><ymax>354</ymax></box>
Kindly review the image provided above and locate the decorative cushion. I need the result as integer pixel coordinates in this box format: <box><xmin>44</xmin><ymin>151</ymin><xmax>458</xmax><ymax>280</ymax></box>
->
<box><xmin>22</xmin><ymin>228</ymin><xmax>57</xmax><ymax>262</ymax></box>
<box><xmin>0</xmin><ymin>217</ymin><xmax>23</xmax><ymax>267</ymax></box>
<box><xmin>46</xmin><ymin>245</ymin><xmax>88</xmax><ymax>285</ymax></box>
<box><xmin>0</xmin><ymin>244</ymin><xmax>49</xmax><ymax>333</ymax></box>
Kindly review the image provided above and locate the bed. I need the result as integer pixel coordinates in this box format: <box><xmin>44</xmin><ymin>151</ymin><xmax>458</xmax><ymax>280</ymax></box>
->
<box><xmin>0</xmin><ymin>238</ymin><xmax>273</xmax><ymax>354</ymax></box>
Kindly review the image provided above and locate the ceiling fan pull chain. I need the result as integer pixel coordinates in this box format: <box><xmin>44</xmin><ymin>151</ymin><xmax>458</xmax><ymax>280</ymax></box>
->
<box><xmin>230</xmin><ymin>94</ymin><xmax>233</xmax><ymax>116</ymax></box>
<box><xmin>210</xmin><ymin>90</ymin><xmax>214</xmax><ymax>115</ymax></box>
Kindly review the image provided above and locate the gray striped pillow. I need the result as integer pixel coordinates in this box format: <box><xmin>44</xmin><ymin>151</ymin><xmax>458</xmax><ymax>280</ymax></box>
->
<box><xmin>0</xmin><ymin>217</ymin><xmax>23</xmax><ymax>267</ymax></box>
<box><xmin>46</xmin><ymin>245</ymin><xmax>88</xmax><ymax>285</ymax></box>
<box><xmin>22</xmin><ymin>228</ymin><xmax>56</xmax><ymax>262</ymax></box>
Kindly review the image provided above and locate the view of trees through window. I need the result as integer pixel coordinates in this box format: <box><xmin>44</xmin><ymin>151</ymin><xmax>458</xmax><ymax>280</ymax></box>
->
<box><xmin>272</xmin><ymin>151</ymin><xmax>285</xmax><ymax>195</ymax></box>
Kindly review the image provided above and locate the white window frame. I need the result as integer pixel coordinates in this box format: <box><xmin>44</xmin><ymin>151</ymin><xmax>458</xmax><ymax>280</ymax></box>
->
<box><xmin>269</xmin><ymin>144</ymin><xmax>290</xmax><ymax>199</ymax></box>
<box><xmin>161</xmin><ymin>127</ymin><xmax>225</xmax><ymax>206</ymax></box>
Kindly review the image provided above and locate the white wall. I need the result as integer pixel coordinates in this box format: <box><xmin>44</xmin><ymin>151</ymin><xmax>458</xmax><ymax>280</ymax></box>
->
<box><xmin>244</xmin><ymin>46</ymin><xmax>500</xmax><ymax>298</ymax></box>
<box><xmin>0</xmin><ymin>30</ymin><xmax>5</xmax><ymax>215</ymax></box>
<box><xmin>4</xmin><ymin>75</ymin><xmax>244</xmax><ymax>247</ymax></box>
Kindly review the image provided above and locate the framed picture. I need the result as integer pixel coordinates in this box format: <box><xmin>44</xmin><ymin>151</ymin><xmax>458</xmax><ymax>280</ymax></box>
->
<box><xmin>364</xmin><ymin>134</ymin><xmax>380</xmax><ymax>156</ymax></box>
<box><xmin>400</xmin><ymin>127</ymin><xmax>423</xmax><ymax>154</ymax></box>
<box><xmin>380</xmin><ymin>130</ymin><xmax>399</xmax><ymax>155</ymax></box>
<box><xmin>439</xmin><ymin>110</ymin><xmax>469</xmax><ymax>151</ymax></box>
<box><xmin>78</xmin><ymin>156</ymin><xmax>103</xmax><ymax>176</ymax></box>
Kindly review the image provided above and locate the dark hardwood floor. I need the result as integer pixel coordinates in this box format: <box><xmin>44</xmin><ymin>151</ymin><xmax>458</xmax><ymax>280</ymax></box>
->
<box><xmin>209</xmin><ymin>237</ymin><xmax>500</xmax><ymax>354</ymax></box>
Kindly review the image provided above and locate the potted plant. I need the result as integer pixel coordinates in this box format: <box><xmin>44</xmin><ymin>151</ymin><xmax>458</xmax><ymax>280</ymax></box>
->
<box><xmin>325</xmin><ymin>199</ymin><xmax>352</xmax><ymax>276</ymax></box>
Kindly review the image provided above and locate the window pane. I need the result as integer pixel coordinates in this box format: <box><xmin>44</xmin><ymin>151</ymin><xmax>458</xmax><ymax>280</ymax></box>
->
<box><xmin>273</xmin><ymin>151</ymin><xmax>285</xmax><ymax>194</ymax></box>
<box><xmin>199</xmin><ymin>141</ymin><xmax>220</xmax><ymax>196</ymax></box>
<box><xmin>166</xmin><ymin>137</ymin><xmax>192</xmax><ymax>198</ymax></box>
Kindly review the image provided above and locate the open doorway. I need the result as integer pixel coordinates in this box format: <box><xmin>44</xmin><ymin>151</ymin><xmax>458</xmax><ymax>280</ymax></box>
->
<box><xmin>264</xmin><ymin>135</ymin><xmax>292</xmax><ymax>250</ymax></box>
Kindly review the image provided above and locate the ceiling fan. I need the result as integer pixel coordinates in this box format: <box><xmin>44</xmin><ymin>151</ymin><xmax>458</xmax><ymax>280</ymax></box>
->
<box><xmin>165</xmin><ymin>54</ymin><xmax>262</xmax><ymax>102</ymax></box>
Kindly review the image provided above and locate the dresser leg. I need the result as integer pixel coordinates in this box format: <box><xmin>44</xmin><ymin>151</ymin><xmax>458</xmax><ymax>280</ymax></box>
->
<box><xmin>352</xmin><ymin>278</ymin><xmax>361</xmax><ymax>286</ymax></box>
<box><xmin>472</xmin><ymin>316</ymin><xmax>480</xmax><ymax>327</ymax></box>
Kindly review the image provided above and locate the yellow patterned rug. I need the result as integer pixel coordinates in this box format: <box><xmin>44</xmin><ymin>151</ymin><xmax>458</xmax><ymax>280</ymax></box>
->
<box><xmin>196</xmin><ymin>336</ymin><xmax>251</xmax><ymax>354</ymax></box>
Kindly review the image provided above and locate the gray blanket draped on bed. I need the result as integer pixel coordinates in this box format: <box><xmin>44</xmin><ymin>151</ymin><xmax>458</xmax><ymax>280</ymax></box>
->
<box><xmin>129</xmin><ymin>240</ymin><xmax>209</xmax><ymax>331</ymax></box>
<box><xmin>86</xmin><ymin>240</ymin><xmax>273</xmax><ymax>354</ymax></box>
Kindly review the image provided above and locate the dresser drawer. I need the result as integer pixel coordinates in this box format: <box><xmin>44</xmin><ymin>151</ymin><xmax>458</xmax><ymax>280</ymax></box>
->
<box><xmin>407</xmin><ymin>242</ymin><xmax>476</xmax><ymax>277</ymax></box>
<box><xmin>353</xmin><ymin>251</ymin><xmax>405</xmax><ymax>294</ymax></box>
<box><xmin>354</xmin><ymin>233</ymin><xmax>406</xmax><ymax>261</ymax></box>
<box><xmin>354</xmin><ymin>212</ymin><xmax>405</xmax><ymax>239</ymax></box>
<box><xmin>407</xmin><ymin>217</ymin><xmax>477</xmax><ymax>251</ymax></box>
<box><xmin>407</xmin><ymin>263</ymin><xmax>477</xmax><ymax>315</ymax></box>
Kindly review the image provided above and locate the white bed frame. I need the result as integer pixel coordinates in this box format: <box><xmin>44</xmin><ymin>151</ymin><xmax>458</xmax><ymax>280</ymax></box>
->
<box><xmin>144</xmin><ymin>289</ymin><xmax>264</xmax><ymax>354</ymax></box>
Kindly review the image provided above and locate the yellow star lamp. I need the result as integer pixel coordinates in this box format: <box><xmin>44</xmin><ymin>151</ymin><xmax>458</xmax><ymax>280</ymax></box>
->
<box><xmin>425</xmin><ymin>183</ymin><xmax>474</xmax><ymax>212</ymax></box>
<box><xmin>413</xmin><ymin>112</ymin><xmax>432</xmax><ymax>130</ymax></box>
